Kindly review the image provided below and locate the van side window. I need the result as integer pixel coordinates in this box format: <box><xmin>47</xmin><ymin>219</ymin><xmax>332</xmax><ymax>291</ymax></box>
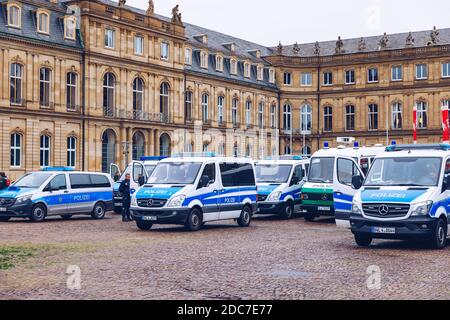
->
<box><xmin>220</xmin><ymin>163</ymin><xmax>236</xmax><ymax>187</ymax></box>
<box><xmin>90</xmin><ymin>175</ymin><xmax>111</xmax><ymax>188</ymax></box>
<box><xmin>47</xmin><ymin>174</ymin><xmax>67</xmax><ymax>191</ymax></box>
<box><xmin>236</xmin><ymin>163</ymin><xmax>256</xmax><ymax>186</ymax></box>
<box><xmin>200</xmin><ymin>163</ymin><xmax>216</xmax><ymax>184</ymax></box>
<box><xmin>69</xmin><ymin>174</ymin><xmax>91</xmax><ymax>189</ymax></box>
<box><xmin>337</xmin><ymin>158</ymin><xmax>360</xmax><ymax>186</ymax></box>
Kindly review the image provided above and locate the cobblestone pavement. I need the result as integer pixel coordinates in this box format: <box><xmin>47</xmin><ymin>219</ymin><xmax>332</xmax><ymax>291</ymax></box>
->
<box><xmin>0</xmin><ymin>213</ymin><xmax>449</xmax><ymax>300</ymax></box>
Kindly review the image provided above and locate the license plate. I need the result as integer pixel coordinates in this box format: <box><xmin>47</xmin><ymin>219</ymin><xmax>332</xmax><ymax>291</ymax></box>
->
<box><xmin>318</xmin><ymin>206</ymin><xmax>331</xmax><ymax>211</ymax></box>
<box><xmin>142</xmin><ymin>216</ymin><xmax>157</xmax><ymax>221</ymax></box>
<box><xmin>372</xmin><ymin>227</ymin><xmax>396</xmax><ymax>234</ymax></box>
<box><xmin>114</xmin><ymin>203</ymin><xmax>123</xmax><ymax>207</ymax></box>
<box><xmin>0</xmin><ymin>207</ymin><xmax>6</xmax><ymax>212</ymax></box>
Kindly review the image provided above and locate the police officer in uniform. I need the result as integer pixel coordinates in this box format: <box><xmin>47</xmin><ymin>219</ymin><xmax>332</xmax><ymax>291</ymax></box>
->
<box><xmin>0</xmin><ymin>172</ymin><xmax>8</xmax><ymax>191</ymax></box>
<box><xmin>119</xmin><ymin>173</ymin><xmax>132</xmax><ymax>222</ymax></box>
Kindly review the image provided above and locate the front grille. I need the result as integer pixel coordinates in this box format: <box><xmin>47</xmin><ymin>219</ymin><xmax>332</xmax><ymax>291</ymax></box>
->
<box><xmin>137</xmin><ymin>198</ymin><xmax>167</xmax><ymax>208</ymax></box>
<box><xmin>0</xmin><ymin>198</ymin><xmax>15</xmax><ymax>207</ymax></box>
<box><xmin>257</xmin><ymin>195</ymin><xmax>268</xmax><ymax>202</ymax></box>
<box><xmin>362</xmin><ymin>203</ymin><xmax>410</xmax><ymax>218</ymax></box>
<box><xmin>304</xmin><ymin>193</ymin><xmax>333</xmax><ymax>201</ymax></box>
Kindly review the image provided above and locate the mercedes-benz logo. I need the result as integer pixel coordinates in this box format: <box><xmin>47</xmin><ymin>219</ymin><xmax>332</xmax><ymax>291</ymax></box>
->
<box><xmin>379</xmin><ymin>205</ymin><xmax>390</xmax><ymax>216</ymax></box>
<box><xmin>321</xmin><ymin>194</ymin><xmax>328</xmax><ymax>201</ymax></box>
<box><xmin>147</xmin><ymin>199</ymin><xmax>154</xmax><ymax>207</ymax></box>
<box><xmin>0</xmin><ymin>199</ymin><xmax>4</xmax><ymax>205</ymax></box>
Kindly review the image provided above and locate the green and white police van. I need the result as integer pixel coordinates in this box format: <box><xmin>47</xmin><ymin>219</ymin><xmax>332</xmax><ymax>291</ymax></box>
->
<box><xmin>301</xmin><ymin>142</ymin><xmax>384</xmax><ymax>222</ymax></box>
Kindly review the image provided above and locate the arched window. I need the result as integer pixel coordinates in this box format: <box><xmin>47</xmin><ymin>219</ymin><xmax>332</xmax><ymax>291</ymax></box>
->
<box><xmin>160</xmin><ymin>133</ymin><xmax>171</xmax><ymax>157</ymax></box>
<box><xmin>37</xmin><ymin>12</ymin><xmax>49</xmax><ymax>33</ymax></box>
<box><xmin>392</xmin><ymin>102</ymin><xmax>402</xmax><ymax>129</ymax></box>
<box><xmin>185</xmin><ymin>91</ymin><xmax>193</xmax><ymax>121</ymax></box>
<box><xmin>258</xmin><ymin>102</ymin><xmax>264</xmax><ymax>129</ymax></box>
<box><xmin>10</xmin><ymin>133</ymin><xmax>22</xmax><ymax>167</ymax></box>
<box><xmin>245</xmin><ymin>100</ymin><xmax>252</xmax><ymax>127</ymax></box>
<box><xmin>8</xmin><ymin>5</ymin><xmax>21</xmax><ymax>28</ymax></box>
<box><xmin>300</xmin><ymin>104</ymin><xmax>312</xmax><ymax>133</ymax></box>
<box><xmin>133</xmin><ymin>77</ymin><xmax>144</xmax><ymax>119</ymax></box>
<box><xmin>270</xmin><ymin>103</ymin><xmax>277</xmax><ymax>129</ymax></box>
<box><xmin>132</xmin><ymin>131</ymin><xmax>145</xmax><ymax>160</ymax></box>
<box><xmin>232</xmin><ymin>98</ymin><xmax>239</xmax><ymax>126</ymax></box>
<box><xmin>160</xmin><ymin>82</ymin><xmax>169</xmax><ymax>121</ymax></box>
<box><xmin>67</xmin><ymin>136</ymin><xmax>77</xmax><ymax>168</ymax></box>
<box><xmin>217</xmin><ymin>96</ymin><xmax>224</xmax><ymax>124</ymax></box>
<box><xmin>417</xmin><ymin>101</ymin><xmax>427</xmax><ymax>129</ymax></box>
<box><xmin>283</xmin><ymin>104</ymin><xmax>291</xmax><ymax>131</ymax></box>
<box><xmin>10</xmin><ymin>63</ymin><xmax>23</xmax><ymax>105</ymax></box>
<box><xmin>368</xmin><ymin>104</ymin><xmax>379</xmax><ymax>130</ymax></box>
<box><xmin>101</xmin><ymin>129</ymin><xmax>116</xmax><ymax>173</ymax></box>
<box><xmin>39</xmin><ymin>67</ymin><xmax>51</xmax><ymax>107</ymax></box>
<box><xmin>323</xmin><ymin>106</ymin><xmax>333</xmax><ymax>132</ymax></box>
<box><xmin>66</xmin><ymin>72</ymin><xmax>77</xmax><ymax>110</ymax></box>
<box><xmin>40</xmin><ymin>135</ymin><xmax>51</xmax><ymax>167</ymax></box>
<box><xmin>103</xmin><ymin>73</ymin><xmax>115</xmax><ymax>117</ymax></box>
<box><xmin>202</xmin><ymin>93</ymin><xmax>209</xmax><ymax>123</ymax></box>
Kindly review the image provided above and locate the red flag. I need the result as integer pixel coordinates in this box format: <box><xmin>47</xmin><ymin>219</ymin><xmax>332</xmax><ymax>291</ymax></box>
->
<box><xmin>413</xmin><ymin>105</ymin><xmax>417</xmax><ymax>144</ymax></box>
<box><xmin>442</xmin><ymin>104</ymin><xmax>450</xmax><ymax>143</ymax></box>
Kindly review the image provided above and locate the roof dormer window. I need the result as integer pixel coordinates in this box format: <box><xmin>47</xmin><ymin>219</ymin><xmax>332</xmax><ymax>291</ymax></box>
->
<box><xmin>216</xmin><ymin>55</ymin><xmax>223</xmax><ymax>72</ymax></box>
<box><xmin>7</xmin><ymin>3</ymin><xmax>21</xmax><ymax>29</ymax></box>
<box><xmin>64</xmin><ymin>16</ymin><xmax>76</xmax><ymax>40</ymax></box>
<box><xmin>223</xmin><ymin>42</ymin><xmax>236</xmax><ymax>52</ymax></box>
<box><xmin>37</xmin><ymin>10</ymin><xmax>50</xmax><ymax>34</ymax></box>
<box><xmin>248</xmin><ymin>49</ymin><xmax>261</xmax><ymax>58</ymax></box>
<box><xmin>257</xmin><ymin>65</ymin><xmax>264</xmax><ymax>81</ymax></box>
<box><xmin>269</xmin><ymin>69</ymin><xmax>275</xmax><ymax>83</ymax></box>
<box><xmin>194</xmin><ymin>34</ymin><xmax>208</xmax><ymax>44</ymax></box>
<box><xmin>244</xmin><ymin>62</ymin><xmax>251</xmax><ymax>78</ymax></box>
<box><xmin>200</xmin><ymin>51</ymin><xmax>208</xmax><ymax>69</ymax></box>
<box><xmin>230</xmin><ymin>59</ymin><xmax>237</xmax><ymax>75</ymax></box>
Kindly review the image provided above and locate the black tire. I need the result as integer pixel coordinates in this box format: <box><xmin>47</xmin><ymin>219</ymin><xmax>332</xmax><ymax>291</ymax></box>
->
<box><xmin>30</xmin><ymin>204</ymin><xmax>46</xmax><ymax>222</ymax></box>
<box><xmin>61</xmin><ymin>215</ymin><xmax>72</xmax><ymax>220</ymax></box>
<box><xmin>91</xmin><ymin>202</ymin><xmax>106</xmax><ymax>220</ymax></box>
<box><xmin>0</xmin><ymin>216</ymin><xmax>11</xmax><ymax>222</ymax></box>
<box><xmin>304</xmin><ymin>211</ymin><xmax>316</xmax><ymax>222</ymax></box>
<box><xmin>280</xmin><ymin>201</ymin><xmax>294</xmax><ymax>220</ymax></box>
<box><xmin>355</xmin><ymin>234</ymin><xmax>373</xmax><ymax>247</ymax></box>
<box><xmin>136</xmin><ymin>220</ymin><xmax>153</xmax><ymax>231</ymax></box>
<box><xmin>429</xmin><ymin>218</ymin><xmax>447</xmax><ymax>250</ymax></box>
<box><xmin>185</xmin><ymin>208</ymin><xmax>202</xmax><ymax>232</ymax></box>
<box><xmin>237</xmin><ymin>206</ymin><xmax>252</xmax><ymax>227</ymax></box>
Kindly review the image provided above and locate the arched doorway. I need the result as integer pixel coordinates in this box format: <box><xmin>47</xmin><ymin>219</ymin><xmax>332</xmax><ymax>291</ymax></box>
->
<box><xmin>159</xmin><ymin>133</ymin><xmax>171</xmax><ymax>157</ymax></box>
<box><xmin>132</xmin><ymin>131</ymin><xmax>145</xmax><ymax>160</ymax></box>
<box><xmin>101</xmin><ymin>129</ymin><xmax>117</xmax><ymax>173</ymax></box>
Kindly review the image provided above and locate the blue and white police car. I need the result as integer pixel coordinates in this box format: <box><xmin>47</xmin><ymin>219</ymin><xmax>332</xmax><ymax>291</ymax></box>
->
<box><xmin>130</xmin><ymin>153</ymin><xmax>258</xmax><ymax>232</ymax></box>
<box><xmin>255</xmin><ymin>156</ymin><xmax>309</xmax><ymax>219</ymax></box>
<box><xmin>0</xmin><ymin>167</ymin><xmax>114</xmax><ymax>222</ymax></box>
<box><xmin>350</xmin><ymin>144</ymin><xmax>450</xmax><ymax>249</ymax></box>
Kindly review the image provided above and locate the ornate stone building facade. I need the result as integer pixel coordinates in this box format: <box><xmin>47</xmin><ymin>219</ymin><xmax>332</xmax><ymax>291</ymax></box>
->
<box><xmin>0</xmin><ymin>0</ymin><xmax>449</xmax><ymax>179</ymax></box>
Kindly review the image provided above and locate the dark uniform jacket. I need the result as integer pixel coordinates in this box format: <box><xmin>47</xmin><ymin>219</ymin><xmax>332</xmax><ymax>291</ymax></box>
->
<box><xmin>119</xmin><ymin>180</ymin><xmax>131</xmax><ymax>204</ymax></box>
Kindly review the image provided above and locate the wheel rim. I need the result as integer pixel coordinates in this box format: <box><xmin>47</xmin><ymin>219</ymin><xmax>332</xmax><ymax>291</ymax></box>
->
<box><xmin>96</xmin><ymin>205</ymin><xmax>104</xmax><ymax>216</ymax></box>
<box><xmin>34</xmin><ymin>207</ymin><xmax>44</xmax><ymax>219</ymax></box>
<box><xmin>192</xmin><ymin>214</ymin><xmax>199</xmax><ymax>226</ymax></box>
<box><xmin>286</xmin><ymin>206</ymin><xmax>292</xmax><ymax>217</ymax></box>
<box><xmin>438</xmin><ymin>225</ymin><xmax>445</xmax><ymax>244</ymax></box>
<box><xmin>243</xmin><ymin>210</ymin><xmax>250</xmax><ymax>223</ymax></box>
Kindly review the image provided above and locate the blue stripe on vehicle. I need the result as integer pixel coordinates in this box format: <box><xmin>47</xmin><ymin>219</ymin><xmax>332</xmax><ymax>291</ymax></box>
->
<box><xmin>35</xmin><ymin>191</ymin><xmax>113</xmax><ymax>205</ymax></box>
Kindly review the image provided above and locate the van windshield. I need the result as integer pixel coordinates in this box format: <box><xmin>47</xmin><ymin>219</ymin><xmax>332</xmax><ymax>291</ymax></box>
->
<box><xmin>365</xmin><ymin>157</ymin><xmax>442</xmax><ymax>187</ymax></box>
<box><xmin>14</xmin><ymin>173</ymin><xmax>52</xmax><ymax>188</ymax></box>
<box><xmin>148</xmin><ymin>162</ymin><xmax>202</xmax><ymax>185</ymax></box>
<box><xmin>308</xmin><ymin>157</ymin><xmax>334</xmax><ymax>183</ymax></box>
<box><xmin>118</xmin><ymin>165</ymin><xmax>132</xmax><ymax>182</ymax></box>
<box><xmin>255</xmin><ymin>164</ymin><xmax>292</xmax><ymax>183</ymax></box>
<box><xmin>144</xmin><ymin>165</ymin><xmax>156</xmax><ymax>176</ymax></box>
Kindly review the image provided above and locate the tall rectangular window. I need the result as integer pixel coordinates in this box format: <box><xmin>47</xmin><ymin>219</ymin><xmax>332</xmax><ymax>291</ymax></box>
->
<box><xmin>161</xmin><ymin>42</ymin><xmax>169</xmax><ymax>60</ymax></box>
<box><xmin>368</xmin><ymin>104</ymin><xmax>378</xmax><ymax>130</ymax></box>
<box><xmin>345</xmin><ymin>70</ymin><xmax>355</xmax><ymax>84</ymax></box>
<box><xmin>37</xmin><ymin>13</ymin><xmax>49</xmax><ymax>33</ymax></box>
<box><xmin>232</xmin><ymin>98</ymin><xmax>238</xmax><ymax>126</ymax></box>
<box><xmin>10</xmin><ymin>63</ymin><xmax>22</xmax><ymax>105</ymax></box>
<box><xmin>39</xmin><ymin>68</ymin><xmax>51</xmax><ymax>107</ymax></box>
<box><xmin>417</xmin><ymin>101</ymin><xmax>427</xmax><ymax>128</ymax></box>
<box><xmin>67</xmin><ymin>136</ymin><xmax>76</xmax><ymax>168</ymax></box>
<box><xmin>66</xmin><ymin>72</ymin><xmax>77</xmax><ymax>110</ymax></box>
<box><xmin>40</xmin><ymin>135</ymin><xmax>51</xmax><ymax>167</ymax></box>
<box><xmin>416</xmin><ymin>64</ymin><xmax>428</xmax><ymax>79</ymax></box>
<box><xmin>185</xmin><ymin>48</ymin><xmax>191</xmax><ymax>64</ymax></box>
<box><xmin>301</xmin><ymin>72</ymin><xmax>312</xmax><ymax>86</ymax></box>
<box><xmin>10</xmin><ymin>133</ymin><xmax>21</xmax><ymax>167</ymax></box>
<box><xmin>245</xmin><ymin>100</ymin><xmax>252</xmax><ymax>127</ymax></box>
<box><xmin>392</xmin><ymin>103</ymin><xmax>402</xmax><ymax>129</ymax></box>
<box><xmin>104</xmin><ymin>29</ymin><xmax>115</xmax><ymax>48</ymax></box>
<box><xmin>323</xmin><ymin>106</ymin><xmax>333</xmax><ymax>132</ymax></box>
<box><xmin>283</xmin><ymin>72</ymin><xmax>292</xmax><ymax>85</ymax></box>
<box><xmin>391</xmin><ymin>65</ymin><xmax>403</xmax><ymax>81</ymax></box>
<box><xmin>323</xmin><ymin>72</ymin><xmax>333</xmax><ymax>85</ymax></box>
<box><xmin>442</xmin><ymin>63</ymin><xmax>450</xmax><ymax>78</ymax></box>
<box><xmin>218</xmin><ymin>96</ymin><xmax>224</xmax><ymax>125</ymax></box>
<box><xmin>345</xmin><ymin>105</ymin><xmax>355</xmax><ymax>131</ymax></box>
<box><xmin>185</xmin><ymin>91</ymin><xmax>192</xmax><ymax>121</ymax></box>
<box><xmin>270</xmin><ymin>104</ymin><xmax>276</xmax><ymax>129</ymax></box>
<box><xmin>258</xmin><ymin>102</ymin><xmax>264</xmax><ymax>129</ymax></box>
<box><xmin>368</xmin><ymin>68</ymin><xmax>379</xmax><ymax>83</ymax></box>
<box><xmin>134</xmin><ymin>36</ymin><xmax>144</xmax><ymax>55</ymax></box>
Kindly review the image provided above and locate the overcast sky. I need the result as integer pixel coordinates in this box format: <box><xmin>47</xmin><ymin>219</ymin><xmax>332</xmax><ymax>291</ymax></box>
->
<box><xmin>126</xmin><ymin>0</ymin><xmax>450</xmax><ymax>47</ymax></box>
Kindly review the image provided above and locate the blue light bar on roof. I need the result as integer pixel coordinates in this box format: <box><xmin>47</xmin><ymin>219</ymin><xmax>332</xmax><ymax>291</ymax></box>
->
<box><xmin>140</xmin><ymin>156</ymin><xmax>167</xmax><ymax>162</ymax></box>
<box><xmin>386</xmin><ymin>144</ymin><xmax>450</xmax><ymax>152</ymax></box>
<box><xmin>41</xmin><ymin>167</ymin><xmax>75</xmax><ymax>172</ymax></box>
<box><xmin>324</xmin><ymin>141</ymin><xmax>330</xmax><ymax>149</ymax></box>
<box><xmin>353</xmin><ymin>141</ymin><xmax>360</xmax><ymax>149</ymax></box>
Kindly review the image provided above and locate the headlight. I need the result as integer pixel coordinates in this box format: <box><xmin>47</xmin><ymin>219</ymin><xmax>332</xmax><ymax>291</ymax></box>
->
<box><xmin>167</xmin><ymin>195</ymin><xmax>186</xmax><ymax>208</ymax></box>
<box><xmin>301</xmin><ymin>193</ymin><xmax>309</xmax><ymax>200</ymax></box>
<box><xmin>267</xmin><ymin>191</ymin><xmax>282</xmax><ymax>202</ymax></box>
<box><xmin>16</xmin><ymin>195</ymin><xmax>32</xmax><ymax>204</ymax></box>
<box><xmin>352</xmin><ymin>200</ymin><xmax>363</xmax><ymax>215</ymax></box>
<box><xmin>411</xmin><ymin>201</ymin><xmax>433</xmax><ymax>216</ymax></box>
<box><xmin>131</xmin><ymin>197</ymin><xmax>137</xmax><ymax>207</ymax></box>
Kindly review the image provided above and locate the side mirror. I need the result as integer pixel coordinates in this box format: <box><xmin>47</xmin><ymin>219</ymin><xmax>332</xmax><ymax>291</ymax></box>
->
<box><xmin>351</xmin><ymin>176</ymin><xmax>363</xmax><ymax>189</ymax></box>
<box><xmin>200</xmin><ymin>175</ymin><xmax>210</xmax><ymax>188</ymax></box>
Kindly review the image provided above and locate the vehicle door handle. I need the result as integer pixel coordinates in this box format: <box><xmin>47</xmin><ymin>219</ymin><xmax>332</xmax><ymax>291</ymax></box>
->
<box><xmin>64</xmin><ymin>191</ymin><xmax>70</xmax><ymax>194</ymax></box>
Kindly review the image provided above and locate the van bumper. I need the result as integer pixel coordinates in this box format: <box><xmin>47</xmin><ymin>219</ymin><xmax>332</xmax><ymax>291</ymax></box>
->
<box><xmin>302</xmin><ymin>204</ymin><xmax>335</xmax><ymax>217</ymax></box>
<box><xmin>130</xmin><ymin>207</ymin><xmax>191</xmax><ymax>225</ymax></box>
<box><xmin>0</xmin><ymin>201</ymin><xmax>33</xmax><ymax>218</ymax></box>
<box><xmin>350</xmin><ymin>215</ymin><xmax>438</xmax><ymax>240</ymax></box>
<box><xmin>258</xmin><ymin>201</ymin><xmax>286</xmax><ymax>214</ymax></box>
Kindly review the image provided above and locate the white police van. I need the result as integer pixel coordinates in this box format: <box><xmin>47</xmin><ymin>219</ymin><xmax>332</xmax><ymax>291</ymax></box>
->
<box><xmin>255</xmin><ymin>156</ymin><xmax>309</xmax><ymax>219</ymax></box>
<box><xmin>0</xmin><ymin>167</ymin><xmax>114</xmax><ymax>222</ymax></box>
<box><xmin>350</xmin><ymin>144</ymin><xmax>450</xmax><ymax>249</ymax></box>
<box><xmin>111</xmin><ymin>157</ymin><xmax>165</xmax><ymax>214</ymax></box>
<box><xmin>302</xmin><ymin>142</ymin><xmax>383</xmax><ymax>223</ymax></box>
<box><xmin>130</xmin><ymin>153</ymin><xmax>257</xmax><ymax>232</ymax></box>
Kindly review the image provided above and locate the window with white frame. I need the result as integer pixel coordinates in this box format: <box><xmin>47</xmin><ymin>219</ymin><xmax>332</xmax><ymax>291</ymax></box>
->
<box><xmin>269</xmin><ymin>69</ymin><xmax>275</xmax><ymax>83</ymax></box>
<box><xmin>345</xmin><ymin>105</ymin><xmax>355</xmax><ymax>131</ymax></box>
<box><xmin>391</xmin><ymin>65</ymin><xmax>403</xmax><ymax>81</ymax></box>
<box><xmin>283</xmin><ymin>104</ymin><xmax>291</xmax><ymax>132</ymax></box>
<box><xmin>10</xmin><ymin>63</ymin><xmax>23</xmax><ymax>105</ymax></box>
<box><xmin>392</xmin><ymin>102</ymin><xmax>402</xmax><ymax>129</ymax></box>
<box><xmin>64</xmin><ymin>16</ymin><xmax>76</xmax><ymax>40</ymax></box>
<box><xmin>39</xmin><ymin>67</ymin><xmax>51</xmax><ymax>107</ymax></box>
<box><xmin>8</xmin><ymin>4</ymin><xmax>21</xmax><ymax>28</ymax></box>
<box><xmin>258</xmin><ymin>102</ymin><xmax>264</xmax><ymax>129</ymax></box>
<box><xmin>323</xmin><ymin>106</ymin><xmax>333</xmax><ymax>132</ymax></box>
<box><xmin>185</xmin><ymin>48</ymin><xmax>191</xmax><ymax>64</ymax></box>
<box><xmin>103</xmin><ymin>72</ymin><xmax>115</xmax><ymax>117</ymax></box>
<box><xmin>185</xmin><ymin>91</ymin><xmax>193</xmax><ymax>121</ymax></box>
<box><xmin>10</xmin><ymin>133</ymin><xmax>21</xmax><ymax>167</ymax></box>
<box><xmin>161</xmin><ymin>42</ymin><xmax>169</xmax><ymax>60</ymax></box>
<box><xmin>40</xmin><ymin>135</ymin><xmax>51</xmax><ymax>167</ymax></box>
<box><xmin>368</xmin><ymin>104</ymin><xmax>379</xmax><ymax>130</ymax></box>
<box><xmin>345</xmin><ymin>70</ymin><xmax>355</xmax><ymax>84</ymax></box>
<box><xmin>368</xmin><ymin>68</ymin><xmax>379</xmax><ymax>83</ymax></box>
<box><xmin>134</xmin><ymin>35</ymin><xmax>144</xmax><ymax>55</ymax></box>
<box><xmin>442</xmin><ymin>62</ymin><xmax>450</xmax><ymax>78</ymax></box>
<box><xmin>216</xmin><ymin>55</ymin><xmax>223</xmax><ymax>72</ymax></box>
<box><xmin>232</xmin><ymin>98</ymin><xmax>238</xmax><ymax>126</ymax></box>
<box><xmin>301</xmin><ymin>72</ymin><xmax>312</xmax><ymax>86</ymax></box>
<box><xmin>417</xmin><ymin>101</ymin><xmax>427</xmax><ymax>128</ymax></box>
<box><xmin>270</xmin><ymin>103</ymin><xmax>277</xmax><ymax>129</ymax></box>
<box><xmin>284</xmin><ymin>144</ymin><xmax>291</xmax><ymax>155</ymax></box>
<box><xmin>132</xmin><ymin>78</ymin><xmax>144</xmax><ymax>118</ymax></box>
<box><xmin>66</xmin><ymin>72</ymin><xmax>77</xmax><ymax>110</ymax></box>
<box><xmin>283</xmin><ymin>72</ymin><xmax>292</xmax><ymax>85</ymax></box>
<box><xmin>37</xmin><ymin>12</ymin><xmax>49</xmax><ymax>34</ymax></box>
<box><xmin>257</xmin><ymin>66</ymin><xmax>263</xmax><ymax>81</ymax></box>
<box><xmin>245</xmin><ymin>100</ymin><xmax>252</xmax><ymax>127</ymax></box>
<box><xmin>200</xmin><ymin>51</ymin><xmax>208</xmax><ymax>68</ymax></box>
<box><xmin>202</xmin><ymin>93</ymin><xmax>209</xmax><ymax>123</ymax></box>
<box><xmin>67</xmin><ymin>136</ymin><xmax>76</xmax><ymax>167</ymax></box>
<box><xmin>416</xmin><ymin>64</ymin><xmax>428</xmax><ymax>79</ymax></box>
<box><xmin>104</xmin><ymin>28</ymin><xmax>115</xmax><ymax>48</ymax></box>
<box><xmin>300</xmin><ymin>104</ymin><xmax>312</xmax><ymax>133</ymax></box>
<box><xmin>217</xmin><ymin>96</ymin><xmax>224</xmax><ymax>124</ymax></box>
<box><xmin>323</xmin><ymin>72</ymin><xmax>333</xmax><ymax>85</ymax></box>
<box><xmin>244</xmin><ymin>63</ymin><xmax>251</xmax><ymax>78</ymax></box>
